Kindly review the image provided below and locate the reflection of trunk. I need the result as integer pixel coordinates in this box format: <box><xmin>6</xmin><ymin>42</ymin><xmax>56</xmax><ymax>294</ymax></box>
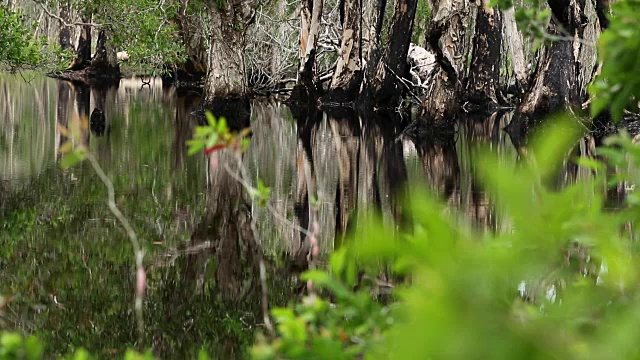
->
<box><xmin>290</xmin><ymin>108</ymin><xmax>321</xmax><ymax>271</ymax></box>
<box><xmin>297</xmin><ymin>0</ymin><xmax>324</xmax><ymax>97</ymax></box>
<box><xmin>72</xmin><ymin>83</ymin><xmax>91</xmax><ymax>145</ymax></box>
<box><xmin>172</xmin><ymin>94</ymin><xmax>200</xmax><ymax>170</ymax></box>
<box><xmin>371</xmin><ymin>111</ymin><xmax>410</xmax><ymax>225</ymax></box>
<box><xmin>419</xmin><ymin>0</ymin><xmax>469</xmax><ymax>123</ymax></box>
<box><xmin>203</xmin><ymin>1</ymin><xmax>257</xmax><ymax>103</ymax></box>
<box><xmin>185</xmin><ymin>151</ymin><xmax>261</xmax><ymax>303</ymax></box>
<box><xmin>68</xmin><ymin>13</ymin><xmax>92</xmax><ymax>71</ymax></box>
<box><xmin>56</xmin><ymin>81</ymin><xmax>71</xmax><ymax>151</ymax></box>
<box><xmin>417</xmin><ymin>137</ymin><xmax>460</xmax><ymax>205</ymax></box>
<box><xmin>326</xmin><ymin>0</ymin><xmax>363</xmax><ymax>101</ymax></box>
<box><xmin>90</xmin><ymin>86</ymin><xmax>108</xmax><ymax>137</ymax></box>
<box><xmin>465</xmin><ymin>0</ymin><xmax>502</xmax><ymax>106</ymax></box>
<box><xmin>329</xmin><ymin>111</ymin><xmax>361</xmax><ymax>246</ymax></box>
<box><xmin>518</xmin><ymin>0</ymin><xmax>587</xmax><ymax>117</ymax></box>
<box><xmin>459</xmin><ymin>113</ymin><xmax>504</xmax><ymax>230</ymax></box>
<box><xmin>364</xmin><ymin>0</ymin><xmax>418</xmax><ymax>105</ymax></box>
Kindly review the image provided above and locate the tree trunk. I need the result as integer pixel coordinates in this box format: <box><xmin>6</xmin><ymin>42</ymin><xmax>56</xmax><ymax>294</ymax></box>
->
<box><xmin>363</xmin><ymin>0</ymin><xmax>418</xmax><ymax>105</ymax></box>
<box><xmin>171</xmin><ymin>0</ymin><xmax>208</xmax><ymax>83</ymax></box>
<box><xmin>91</xmin><ymin>30</ymin><xmax>119</xmax><ymax>72</ymax></box>
<box><xmin>57</xmin><ymin>0</ymin><xmax>73</xmax><ymax>51</ymax></box>
<box><xmin>465</xmin><ymin>0</ymin><xmax>502</xmax><ymax>107</ymax></box>
<box><xmin>517</xmin><ymin>0</ymin><xmax>587</xmax><ymax>117</ymax></box>
<box><xmin>419</xmin><ymin>0</ymin><xmax>470</xmax><ymax>123</ymax></box>
<box><xmin>326</xmin><ymin>0</ymin><xmax>363</xmax><ymax>102</ymax></box>
<box><xmin>362</xmin><ymin>0</ymin><xmax>386</xmax><ymax>63</ymax></box>
<box><xmin>502</xmin><ymin>7</ymin><xmax>527</xmax><ymax>93</ymax></box>
<box><xmin>295</xmin><ymin>0</ymin><xmax>324</xmax><ymax>99</ymax></box>
<box><xmin>68</xmin><ymin>13</ymin><xmax>92</xmax><ymax>71</ymax></box>
<box><xmin>203</xmin><ymin>0</ymin><xmax>257</xmax><ymax>103</ymax></box>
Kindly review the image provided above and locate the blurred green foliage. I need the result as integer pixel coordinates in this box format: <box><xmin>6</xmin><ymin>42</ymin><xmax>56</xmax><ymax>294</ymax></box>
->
<box><xmin>251</xmin><ymin>115</ymin><xmax>640</xmax><ymax>359</ymax></box>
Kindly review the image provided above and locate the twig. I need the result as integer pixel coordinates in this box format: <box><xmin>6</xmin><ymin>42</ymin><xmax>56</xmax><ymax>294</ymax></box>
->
<box><xmin>223</xmin><ymin>161</ymin><xmax>314</xmax><ymax>238</ymax></box>
<box><xmin>33</xmin><ymin>1</ymin><xmax>103</xmax><ymax>28</ymax></box>
<box><xmin>85</xmin><ymin>153</ymin><xmax>145</xmax><ymax>344</ymax></box>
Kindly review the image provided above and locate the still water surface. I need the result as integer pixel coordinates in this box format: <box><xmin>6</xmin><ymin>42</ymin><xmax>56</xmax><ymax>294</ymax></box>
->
<box><xmin>0</xmin><ymin>74</ymin><xmax>595</xmax><ymax>357</ymax></box>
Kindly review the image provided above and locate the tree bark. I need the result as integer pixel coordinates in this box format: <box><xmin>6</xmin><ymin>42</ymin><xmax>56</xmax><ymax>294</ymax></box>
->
<box><xmin>172</xmin><ymin>0</ymin><xmax>208</xmax><ymax>81</ymax></box>
<box><xmin>68</xmin><ymin>12</ymin><xmax>92</xmax><ymax>71</ymax></box>
<box><xmin>502</xmin><ymin>7</ymin><xmax>527</xmax><ymax>93</ymax></box>
<box><xmin>465</xmin><ymin>0</ymin><xmax>502</xmax><ymax>106</ymax></box>
<box><xmin>296</xmin><ymin>0</ymin><xmax>324</xmax><ymax>99</ymax></box>
<box><xmin>362</xmin><ymin>0</ymin><xmax>386</xmax><ymax>63</ymax></box>
<box><xmin>326</xmin><ymin>0</ymin><xmax>363</xmax><ymax>102</ymax></box>
<box><xmin>91</xmin><ymin>30</ymin><xmax>119</xmax><ymax>72</ymax></box>
<box><xmin>203</xmin><ymin>0</ymin><xmax>257</xmax><ymax>103</ymax></box>
<box><xmin>419</xmin><ymin>0</ymin><xmax>470</xmax><ymax>123</ymax></box>
<box><xmin>57</xmin><ymin>0</ymin><xmax>73</xmax><ymax>51</ymax></box>
<box><xmin>517</xmin><ymin>0</ymin><xmax>588</xmax><ymax>117</ymax></box>
<box><xmin>363</xmin><ymin>0</ymin><xmax>419</xmax><ymax>105</ymax></box>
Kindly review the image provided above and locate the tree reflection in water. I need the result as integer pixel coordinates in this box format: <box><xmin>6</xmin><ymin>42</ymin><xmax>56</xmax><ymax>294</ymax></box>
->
<box><xmin>0</xmin><ymin>75</ymin><xmax>624</xmax><ymax>357</ymax></box>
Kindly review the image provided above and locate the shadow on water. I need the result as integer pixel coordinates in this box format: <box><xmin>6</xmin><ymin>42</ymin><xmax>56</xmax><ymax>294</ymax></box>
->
<box><xmin>0</xmin><ymin>74</ymin><xmax>629</xmax><ymax>357</ymax></box>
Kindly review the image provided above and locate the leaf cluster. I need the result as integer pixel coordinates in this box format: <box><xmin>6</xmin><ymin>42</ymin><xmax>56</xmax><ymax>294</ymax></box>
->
<box><xmin>0</xmin><ymin>5</ymin><xmax>44</xmax><ymax>71</ymax></box>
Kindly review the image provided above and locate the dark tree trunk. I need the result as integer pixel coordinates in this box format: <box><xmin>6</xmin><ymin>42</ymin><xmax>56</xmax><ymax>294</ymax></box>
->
<box><xmin>292</xmin><ymin>0</ymin><xmax>324</xmax><ymax>101</ymax></box>
<box><xmin>595</xmin><ymin>0</ymin><xmax>609</xmax><ymax>30</ymax></box>
<box><xmin>91</xmin><ymin>30</ymin><xmax>119</xmax><ymax>73</ymax></box>
<box><xmin>362</xmin><ymin>0</ymin><xmax>386</xmax><ymax>62</ymax></box>
<box><xmin>325</xmin><ymin>0</ymin><xmax>363</xmax><ymax>103</ymax></box>
<box><xmin>203</xmin><ymin>0</ymin><xmax>257</xmax><ymax>104</ymax></box>
<box><xmin>517</xmin><ymin>0</ymin><xmax>588</xmax><ymax>117</ymax></box>
<box><xmin>363</xmin><ymin>0</ymin><xmax>418</xmax><ymax>105</ymax></box>
<box><xmin>418</xmin><ymin>0</ymin><xmax>470</xmax><ymax>124</ymax></box>
<box><xmin>68</xmin><ymin>13</ymin><xmax>92</xmax><ymax>71</ymax></box>
<box><xmin>57</xmin><ymin>1</ymin><xmax>73</xmax><ymax>51</ymax></box>
<box><xmin>465</xmin><ymin>0</ymin><xmax>503</xmax><ymax>107</ymax></box>
<box><xmin>167</xmin><ymin>0</ymin><xmax>208</xmax><ymax>87</ymax></box>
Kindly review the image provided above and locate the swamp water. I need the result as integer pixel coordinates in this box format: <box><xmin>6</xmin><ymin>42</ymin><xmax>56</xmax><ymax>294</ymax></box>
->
<box><xmin>0</xmin><ymin>74</ymin><xmax>599</xmax><ymax>357</ymax></box>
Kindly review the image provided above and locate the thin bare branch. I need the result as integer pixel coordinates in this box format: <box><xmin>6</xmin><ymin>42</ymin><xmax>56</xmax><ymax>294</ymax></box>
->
<box><xmin>32</xmin><ymin>0</ymin><xmax>103</xmax><ymax>28</ymax></box>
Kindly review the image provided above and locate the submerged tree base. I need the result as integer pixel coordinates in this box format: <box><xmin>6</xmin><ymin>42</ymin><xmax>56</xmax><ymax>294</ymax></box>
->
<box><xmin>196</xmin><ymin>97</ymin><xmax>251</xmax><ymax>131</ymax></box>
<box><xmin>161</xmin><ymin>67</ymin><xmax>206</xmax><ymax>91</ymax></box>
<box><xmin>50</xmin><ymin>66</ymin><xmax>122</xmax><ymax>87</ymax></box>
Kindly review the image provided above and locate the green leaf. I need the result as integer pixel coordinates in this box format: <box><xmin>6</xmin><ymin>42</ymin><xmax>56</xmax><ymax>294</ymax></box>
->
<box><xmin>61</xmin><ymin>148</ymin><xmax>87</xmax><ymax>169</ymax></box>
